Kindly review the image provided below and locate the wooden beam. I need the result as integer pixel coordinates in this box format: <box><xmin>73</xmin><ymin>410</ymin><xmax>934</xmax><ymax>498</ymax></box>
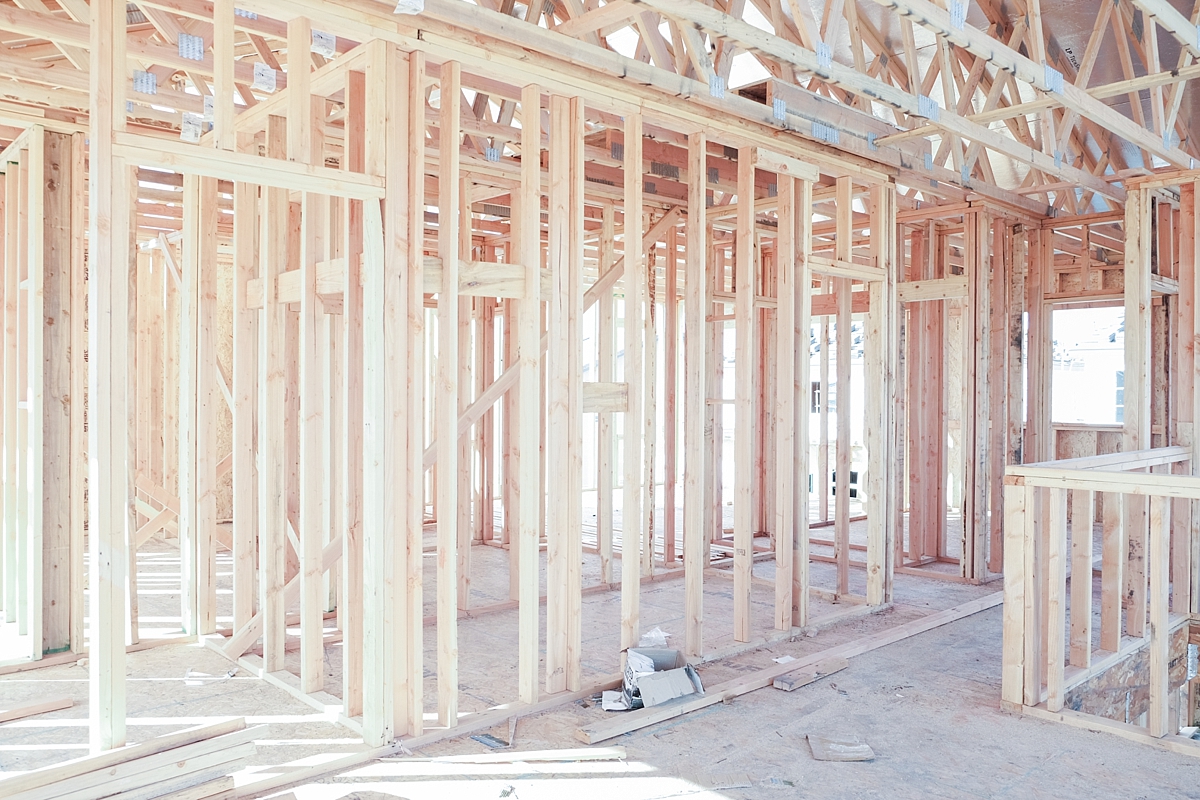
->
<box><xmin>630</xmin><ymin>0</ymin><xmax>1124</xmax><ymax>201</ymax></box>
<box><xmin>211</xmin><ymin>0</ymin><xmax>235</xmax><ymax>150</ymax></box>
<box><xmin>1131</xmin><ymin>0</ymin><xmax>1200</xmax><ymax>62</ymax></box>
<box><xmin>872</xmin><ymin>0</ymin><xmax>1193</xmax><ymax>169</ymax></box>
<box><xmin>112</xmin><ymin>134</ymin><xmax>384</xmax><ymax>199</ymax></box>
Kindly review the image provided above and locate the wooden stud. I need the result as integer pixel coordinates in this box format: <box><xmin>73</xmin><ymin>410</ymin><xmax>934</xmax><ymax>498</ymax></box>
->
<box><xmin>664</xmin><ymin>226</ymin><xmax>679</xmax><ymax>565</ymax></box>
<box><xmin>3</xmin><ymin>159</ymin><xmax>16</xmax><ymax>630</ymax></box>
<box><xmin>1100</xmin><ymin>491</ymin><xmax>1125</xmax><ymax>652</ymax></box>
<box><xmin>795</xmin><ymin>178</ymin><xmax>814</xmax><ymax>623</ymax></box>
<box><xmin>1178</xmin><ymin>181</ymin><xmax>1199</xmax><ymax>617</ymax></box>
<box><xmin>566</xmin><ymin>96</ymin><xmax>585</xmax><ymax>690</ymax></box>
<box><xmin>818</xmin><ymin>295</ymin><xmax>830</xmax><ymax>526</ymax></box>
<box><xmin>401</xmin><ymin>46</ymin><xmax>426</xmax><ymax>738</ymax></box>
<box><xmin>258</xmin><ymin>114</ymin><xmax>288</xmax><ymax>674</ymax></box>
<box><xmin>1001</xmin><ymin>482</ymin><xmax>1027</xmax><ymax>706</ymax></box>
<box><xmin>361</xmin><ymin>49</ymin><xmax>391</xmax><ymax>742</ymax></box>
<box><xmin>178</xmin><ymin>172</ymin><xmax>200</xmax><ymax>639</ymax></box>
<box><xmin>68</xmin><ymin>131</ymin><xmax>86</xmax><ymax>653</ymax></box>
<box><xmin>642</xmin><ymin>233</ymin><xmax>657</xmax><ymax>580</ymax></box>
<box><xmin>1046</xmin><ymin>487</ymin><xmax>1067</xmax><ymax>712</ymax></box>
<box><xmin>211</xmin><ymin>0</ymin><xmax>235</xmax><ymax>151</ymax></box>
<box><xmin>834</xmin><ymin>176</ymin><xmax>852</xmax><ymax>597</ymax></box>
<box><xmin>196</xmin><ymin>175</ymin><xmax>218</xmax><ymax>636</ymax></box>
<box><xmin>546</xmin><ymin>93</ymin><xmax>583</xmax><ymax>693</ymax></box>
<box><xmin>516</xmin><ymin>81</ymin><xmax>542</xmax><ymax>704</ymax></box>
<box><xmin>733</xmin><ymin>147</ymin><xmax>755</xmax><ymax>642</ymax></box>
<box><xmin>436</xmin><ymin>59</ymin><xmax>462</xmax><ymax>728</ymax></box>
<box><xmin>231</xmin><ymin>160</ymin><xmax>258</xmax><ymax>638</ymax></box>
<box><xmin>26</xmin><ymin>130</ymin><xmax>43</xmax><ymax>658</ymax></box>
<box><xmin>1125</xmin><ymin>188</ymin><xmax>1152</xmax><ymax>639</ymax></box>
<box><xmin>865</xmin><ymin>184</ymin><xmax>891</xmax><ymax>606</ymax></box>
<box><xmin>684</xmin><ymin>131</ymin><xmax>706</xmax><ymax>655</ymax></box>
<box><xmin>1022</xmin><ymin>485</ymin><xmax>1043</xmax><ymax>707</ymax></box>
<box><xmin>340</xmin><ymin>64</ymin><xmax>366</xmax><ymax>721</ymax></box>
<box><xmin>774</xmin><ymin>173</ymin><xmax>796</xmax><ymax>632</ymax></box>
<box><xmin>289</xmin><ymin>16</ymin><xmax>327</xmax><ymax>697</ymax></box>
<box><xmin>1148</xmin><ymin>493</ymin><xmax>1171</xmax><ymax>737</ymax></box>
<box><xmin>962</xmin><ymin>209</ymin><xmax>990</xmax><ymax>582</ymax></box>
<box><xmin>1069</xmin><ymin>490</ymin><xmax>1094</xmax><ymax>668</ymax></box>
<box><xmin>621</xmin><ymin>114</ymin><xmax>644</xmax><ymax>652</ymax></box>
<box><xmin>457</xmin><ymin>183</ymin><xmax>472</xmax><ymax>613</ymax></box>
<box><xmin>87</xmin><ymin>0</ymin><xmax>130</xmax><ymax>750</ymax></box>
<box><xmin>597</xmin><ymin>205</ymin><xmax>616</xmax><ymax>586</ymax></box>
<box><xmin>32</xmin><ymin>130</ymin><xmax>80</xmax><ymax>654</ymax></box>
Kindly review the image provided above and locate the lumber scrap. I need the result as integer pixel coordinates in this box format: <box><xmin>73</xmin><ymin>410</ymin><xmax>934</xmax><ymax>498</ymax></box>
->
<box><xmin>73</xmin><ymin>749</ymin><xmax>250</xmax><ymax>800</ymax></box>
<box><xmin>576</xmin><ymin>592</ymin><xmax>1004</xmax><ymax>743</ymax></box>
<box><xmin>147</xmin><ymin>776</ymin><xmax>235</xmax><ymax>800</ymax></box>
<box><xmin>773</xmin><ymin>658</ymin><xmax>847</xmax><ymax>691</ymax></box>
<box><xmin>388</xmin><ymin>746</ymin><xmax>628</xmax><ymax>764</ymax></box>
<box><xmin>0</xmin><ymin>718</ymin><xmax>252</xmax><ymax>800</ymax></box>
<box><xmin>10</xmin><ymin>738</ymin><xmax>254</xmax><ymax>800</ymax></box>
<box><xmin>0</xmin><ymin>697</ymin><xmax>72</xmax><ymax>723</ymax></box>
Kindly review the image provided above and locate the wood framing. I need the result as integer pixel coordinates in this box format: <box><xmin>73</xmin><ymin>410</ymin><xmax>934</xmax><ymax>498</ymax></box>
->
<box><xmin>2</xmin><ymin>0</ymin><xmax>1199</xmax><ymax>764</ymax></box>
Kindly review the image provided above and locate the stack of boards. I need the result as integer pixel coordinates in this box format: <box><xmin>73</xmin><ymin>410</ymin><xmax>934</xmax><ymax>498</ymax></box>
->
<box><xmin>0</xmin><ymin>718</ymin><xmax>257</xmax><ymax>800</ymax></box>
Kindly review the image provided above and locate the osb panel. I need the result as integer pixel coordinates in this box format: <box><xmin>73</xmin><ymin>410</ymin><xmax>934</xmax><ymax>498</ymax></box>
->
<box><xmin>1057</xmin><ymin>270</ymin><xmax>1083</xmax><ymax>295</ymax></box>
<box><xmin>1064</xmin><ymin>625</ymin><xmax>1190</xmax><ymax>723</ymax></box>
<box><xmin>1093</xmin><ymin>431</ymin><xmax>1124</xmax><ymax>522</ymax></box>
<box><xmin>1102</xmin><ymin>267</ymin><xmax>1125</xmax><ymax>292</ymax></box>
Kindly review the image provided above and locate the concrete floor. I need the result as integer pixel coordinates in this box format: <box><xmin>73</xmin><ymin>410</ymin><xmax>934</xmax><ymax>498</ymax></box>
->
<box><xmin>288</xmin><ymin>606</ymin><xmax>1200</xmax><ymax>800</ymax></box>
<box><xmin>4</xmin><ymin>600</ymin><xmax>1198</xmax><ymax>798</ymax></box>
<box><xmin>2</xmin><ymin>513</ymin><xmax>1197</xmax><ymax>798</ymax></box>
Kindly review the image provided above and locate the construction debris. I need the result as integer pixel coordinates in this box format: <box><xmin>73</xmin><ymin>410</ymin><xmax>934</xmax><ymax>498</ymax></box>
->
<box><xmin>0</xmin><ymin>718</ymin><xmax>256</xmax><ymax>800</ymax></box>
<box><xmin>0</xmin><ymin>697</ymin><xmax>72</xmax><ymax>724</ymax></box>
<box><xmin>773</xmin><ymin>658</ymin><xmax>848</xmax><ymax>692</ymax></box>
<box><xmin>806</xmin><ymin>733</ymin><xmax>875</xmax><ymax>762</ymax></box>
<box><xmin>602</xmin><ymin>648</ymin><xmax>704</xmax><ymax>711</ymax></box>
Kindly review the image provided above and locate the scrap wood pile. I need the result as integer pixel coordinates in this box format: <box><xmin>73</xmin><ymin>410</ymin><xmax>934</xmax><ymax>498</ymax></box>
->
<box><xmin>0</xmin><ymin>718</ymin><xmax>257</xmax><ymax>800</ymax></box>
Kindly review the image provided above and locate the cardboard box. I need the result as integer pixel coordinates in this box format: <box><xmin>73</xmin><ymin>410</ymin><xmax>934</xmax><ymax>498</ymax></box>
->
<box><xmin>602</xmin><ymin>648</ymin><xmax>704</xmax><ymax>711</ymax></box>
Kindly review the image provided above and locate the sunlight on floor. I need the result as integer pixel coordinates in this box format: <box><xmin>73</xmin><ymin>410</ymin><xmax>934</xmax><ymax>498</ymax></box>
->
<box><xmin>242</xmin><ymin>757</ymin><xmax>736</xmax><ymax>800</ymax></box>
